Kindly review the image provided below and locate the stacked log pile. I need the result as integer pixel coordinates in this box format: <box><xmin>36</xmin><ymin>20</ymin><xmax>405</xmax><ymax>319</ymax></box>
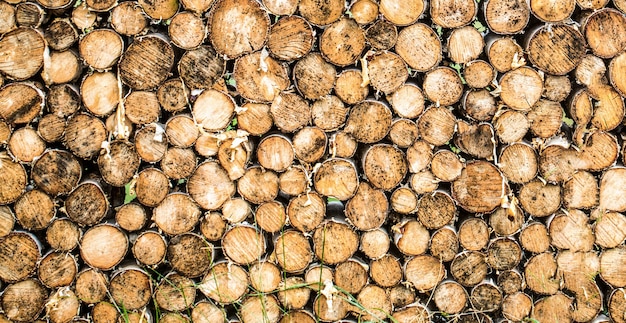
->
<box><xmin>0</xmin><ymin>0</ymin><xmax>625</xmax><ymax>321</ymax></box>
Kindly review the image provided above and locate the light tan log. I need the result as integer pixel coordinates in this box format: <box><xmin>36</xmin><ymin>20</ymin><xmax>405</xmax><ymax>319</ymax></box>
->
<box><xmin>314</xmin><ymin>158</ymin><xmax>358</xmax><ymax>201</ymax></box>
<box><xmin>434</xmin><ymin>281</ymin><xmax>468</xmax><ymax>314</ymax></box>
<box><xmin>222</xmin><ymin>224</ymin><xmax>265</xmax><ymax>265</ymax></box>
<box><xmin>543</xmin><ymin>75</ymin><xmax>572</xmax><ymax>102</ymax></box>
<box><xmin>286</xmin><ymin>192</ymin><xmax>325</xmax><ymax>232</ymax></box>
<box><xmin>404</xmin><ymin>254</ymin><xmax>445</xmax><ymax>292</ymax></box>
<box><xmin>8</xmin><ymin>127</ymin><xmax>45</xmax><ymax>163</ymax></box>
<box><xmin>15</xmin><ymin>2</ymin><xmax>44</xmax><ymax>28</ymax></box>
<box><xmin>132</xmin><ymin>230</ymin><xmax>167</xmax><ymax>267</ymax></box>
<box><xmin>161</xmin><ymin>147</ymin><xmax>197</xmax><ymax>180</ymax></box>
<box><xmin>519</xmin><ymin>221</ymin><xmax>551</xmax><ymax>253</ymax></box>
<box><xmin>119</xmin><ymin>34</ymin><xmax>174</xmax><ymax>90</ymax></box>
<box><xmin>344</xmin><ymin>100</ymin><xmax>392</xmax><ymax>143</ymax></box>
<box><xmin>499</xmin><ymin>66</ymin><xmax>544</xmax><ymax>111</ymax></box>
<box><xmin>191</xmin><ymin>301</ymin><xmax>226</xmax><ymax>323</ymax></box>
<box><xmin>249</xmin><ymin>261</ymin><xmax>281</xmax><ymax>293</ymax></box>
<box><xmin>313</xmin><ymin>220</ymin><xmax>358</xmax><ymax>265</ymax></box>
<box><xmin>115</xmin><ymin>203</ymin><xmax>147</xmax><ymax>232</ymax></box>
<box><xmin>311</xmin><ymin>95</ymin><xmax>348</xmax><ymax>132</ymax></box>
<box><xmin>484</xmin><ymin>0</ymin><xmax>530</xmax><ymax>34</ymax></box>
<box><xmin>270</xmin><ymin>92</ymin><xmax>311</xmax><ymax>133</ymax></box>
<box><xmin>345</xmin><ymin>182</ymin><xmax>388</xmax><ymax>230</ymax></box>
<box><xmin>458</xmin><ymin>217</ymin><xmax>490</xmax><ymax>251</ymax></box>
<box><xmin>0</xmin><ymin>27</ymin><xmax>45</xmax><ymax>80</ymax></box>
<box><xmin>233</xmin><ymin>51</ymin><xmax>289</xmax><ymax>103</ymax></box>
<box><xmin>392</xmin><ymin>304</ymin><xmax>430</xmax><ymax>323</ymax></box>
<box><xmin>41</xmin><ymin>49</ymin><xmax>81</xmax><ymax>85</ymax></box>
<box><xmin>208</xmin><ymin>0</ymin><xmax>268</xmax><ymax>58</ymax></box>
<box><xmin>75</xmin><ymin>268</ymin><xmax>108</xmax><ymax>304</ymax></box>
<box><xmin>64</xmin><ymin>113</ymin><xmax>107</xmax><ymax>160</ymax></box>
<box><xmin>110</xmin><ymin>2</ymin><xmax>148</xmax><ymax>36</ymax></box>
<box><xmin>582</xmin><ymin>9</ymin><xmax>626</xmax><ymax>59</ymax></box>
<box><xmin>278</xmin><ymin>276</ymin><xmax>310</xmax><ymax>310</ymax></box>
<box><xmin>360</xmin><ymin>228</ymin><xmax>390</xmax><ymax>260</ymax></box>
<box><xmin>486</xmin><ymin>36</ymin><xmax>524</xmax><ymax>73</ymax></box>
<box><xmin>109</xmin><ymin>267</ymin><xmax>153</xmax><ymax>311</ymax></box>
<box><xmin>502</xmin><ymin>292</ymin><xmax>533</xmax><ymax>321</ymax></box>
<box><xmin>254</xmin><ymin>201</ymin><xmax>286</xmax><ymax>233</ymax></box>
<box><xmin>531</xmin><ymin>293</ymin><xmax>574</xmax><ymax>323</ymax></box>
<box><xmin>465</xmin><ymin>60</ymin><xmax>495</xmax><ymax>89</ymax></box>
<box><xmin>430</xmin><ymin>226</ymin><xmax>459</xmax><ymax>262</ymax></box>
<box><xmin>263</xmin><ymin>0</ymin><xmax>298</xmax><ymax>15</ymax></box>
<box><xmin>198</xmin><ymin>261</ymin><xmax>248</xmax><ymax>304</ymax></box>
<box><xmin>292</xmin><ymin>126</ymin><xmax>326</xmax><ymax>163</ymax></box>
<box><xmin>379</xmin><ymin>0</ymin><xmax>424</xmax><ymax>26</ymax></box>
<box><xmin>452</xmin><ymin>161</ymin><xmax>505</xmax><ymax>213</ymax></box>
<box><xmin>238</xmin><ymin>166</ymin><xmax>279</xmax><ymax>204</ymax></box>
<box><xmin>418</xmin><ymin>106</ymin><xmax>456</xmax><ymax>146</ymax></box>
<box><xmin>199</xmin><ymin>211</ymin><xmax>227</xmax><ymax>242</ymax></box>
<box><xmin>0</xmin><ymin>82</ymin><xmax>44</xmax><ymax>124</ymax></box>
<box><xmin>45</xmin><ymin>218</ymin><xmax>80</xmax><ymax>252</ymax></box>
<box><xmin>279</xmin><ymin>166</ymin><xmax>308</xmax><ymax>197</ymax></box>
<box><xmin>80</xmin><ymin>224</ymin><xmax>127</xmax><ymax>270</ymax></box>
<box><xmin>390</xmin><ymin>187</ymin><xmax>417</xmax><ymax>214</ymax></box>
<box><xmin>98</xmin><ymin>140</ymin><xmax>140</xmax><ymax>187</ymax></box>
<box><xmin>188</xmin><ymin>160</ymin><xmax>235</xmax><ymax>210</ymax></box>
<box><xmin>498</xmin><ymin>269</ymin><xmax>525</xmax><ymax>294</ymax></box>
<box><xmin>134</xmin><ymin>124</ymin><xmax>167</xmax><ymax>163</ymax></box>
<box><xmin>499</xmin><ymin>142</ymin><xmax>538</xmax><ymax>184</ymax></box>
<box><xmin>608</xmin><ymin>288</ymin><xmax>626</xmax><ymax>323</ymax></box>
<box><xmin>355</xmin><ymin>284</ymin><xmax>393</xmax><ymax>321</ymax></box>
<box><xmin>393</xmin><ymin>219</ymin><xmax>430</xmax><ymax>256</ymax></box>
<box><xmin>320</xmin><ymin>18</ymin><xmax>365</xmax><ymax>66</ymax></box>
<box><xmin>530</xmin><ymin>0</ymin><xmax>575</xmax><ymax>22</ymax></box>
<box><xmin>37</xmin><ymin>250</ymin><xmax>77</xmax><ymax>288</ymax></box>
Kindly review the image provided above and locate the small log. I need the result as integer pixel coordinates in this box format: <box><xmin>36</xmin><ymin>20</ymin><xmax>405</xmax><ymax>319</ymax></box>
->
<box><xmin>499</xmin><ymin>142</ymin><xmax>538</xmax><ymax>184</ymax></box>
<box><xmin>431</xmin><ymin>150</ymin><xmax>464</xmax><ymax>182</ymax></box>
<box><xmin>154</xmin><ymin>272</ymin><xmax>196</xmax><ymax>312</ymax></box>
<box><xmin>45</xmin><ymin>287</ymin><xmax>80</xmax><ymax>323</ymax></box>
<box><xmin>465</xmin><ymin>60</ymin><xmax>495</xmax><ymax>89</ymax></box>
<box><xmin>71</xmin><ymin>3</ymin><xmax>96</xmax><ymax>31</ymax></box>
<box><xmin>208</xmin><ymin>0</ymin><xmax>269</xmax><ymax>58</ymax></box>
<box><xmin>255</xmin><ymin>201</ymin><xmax>286</xmax><ymax>233</ymax></box>
<box><xmin>365</xmin><ymin>20</ymin><xmax>397</xmax><ymax>50</ymax></box>
<box><xmin>257</xmin><ymin>134</ymin><xmax>294</xmax><ymax>172</ymax></box>
<box><xmin>311</xmin><ymin>95</ymin><xmax>348</xmax><ymax>132</ymax></box>
<box><xmin>450</xmin><ymin>251</ymin><xmax>489</xmax><ymax>287</ymax></box>
<box><xmin>80</xmin><ymin>224</ymin><xmax>128</xmax><ymax>270</ymax></box>
<box><xmin>79</xmin><ymin>29</ymin><xmax>123</xmax><ymax>70</ymax></box>
<box><xmin>124</xmin><ymin>91</ymin><xmax>160</xmax><ymax>125</ymax></box>
<box><xmin>119</xmin><ymin>35</ymin><xmax>174</xmax><ymax>90</ymax></box>
<box><xmin>191</xmin><ymin>301</ymin><xmax>226</xmax><ymax>323</ymax></box>
<box><xmin>334</xmin><ymin>258</ymin><xmax>368</xmax><ymax>293</ymax></box>
<box><xmin>37</xmin><ymin>114</ymin><xmax>65</xmax><ymax>143</ymax></box>
<box><xmin>543</xmin><ymin>74</ymin><xmax>572</xmax><ymax>102</ymax></box>
<box><xmin>392</xmin><ymin>304</ymin><xmax>430</xmax><ymax>323</ymax></box>
<box><xmin>452</xmin><ymin>160</ymin><xmax>505</xmax><ymax>214</ymax></box>
<box><xmin>529</xmin><ymin>0</ymin><xmax>575</xmax><ymax>22</ymax></box>
<box><xmin>519</xmin><ymin>179</ymin><xmax>561</xmax><ymax>217</ymax></box>
<box><xmin>91</xmin><ymin>301</ymin><xmax>119</xmax><ymax>323</ymax></box>
<box><xmin>0</xmin><ymin>82</ymin><xmax>44</xmax><ymax>124</ymax></box>
<box><xmin>279</xmin><ymin>166</ymin><xmax>308</xmax><ymax>197</ymax></box>
<box><xmin>345</xmin><ymin>182</ymin><xmax>388</xmax><ymax>230</ymax></box>
<box><xmin>388</xmin><ymin>83</ymin><xmax>425</xmax><ymax>120</ymax></box>
<box><xmin>249</xmin><ymin>261</ymin><xmax>281</xmax><ymax>293</ymax></box>
<box><xmin>37</xmin><ymin>251</ymin><xmax>77</xmax><ymax>288</ymax></box>
<box><xmin>458</xmin><ymin>217</ymin><xmax>490</xmax><ymax>251</ymax></box>
<box><xmin>447</xmin><ymin>26</ymin><xmax>484</xmax><ymax>64</ymax></box>
<box><xmin>430</xmin><ymin>226</ymin><xmax>460</xmax><ymax>262</ymax></box>
<box><xmin>160</xmin><ymin>147</ymin><xmax>197</xmax><ymax>180</ymax></box>
<box><xmin>355</xmin><ymin>284</ymin><xmax>392</xmax><ymax>321</ymax></box>
<box><xmin>537</xmin><ymin>144</ymin><xmax>579</xmax><ymax>183</ymax></box>
<box><xmin>313</xmin><ymin>220</ymin><xmax>359</xmax><ymax>265</ymax></box>
<box><xmin>240</xmin><ymin>295</ymin><xmax>281</xmax><ymax>323</ymax></box>
<box><xmin>0</xmin><ymin>27</ymin><xmax>45</xmax><ymax>80</ymax></box>
<box><xmin>47</xmin><ymin>84</ymin><xmax>80</xmax><ymax>117</ymax></box>
<box><xmin>366</xmin><ymin>51</ymin><xmax>408</xmax><ymax>94</ymax></box>
<box><xmin>65</xmin><ymin>181</ymin><xmax>108</xmax><ymax>227</ymax></box>
<box><xmin>486</xmin><ymin>36</ymin><xmax>524</xmax><ymax>73</ymax></box>
<box><xmin>404</xmin><ymin>254</ymin><xmax>445</xmax><ymax>292</ymax></box>
<box><xmin>134</xmin><ymin>168</ymin><xmax>168</xmax><ymax>208</ymax></box>
<box><xmin>388</xmin><ymin>118</ymin><xmax>418</xmax><ymax>148</ymax></box>
<box><xmin>369</xmin><ymin>254</ymin><xmax>401</xmax><ymax>289</ymax></box>
<box><xmin>199</xmin><ymin>211</ymin><xmax>227</xmax><ymax>242</ymax></box>
<box><xmin>188</xmin><ymin>160</ymin><xmax>235</xmax><ymax>210</ymax></box>
<box><xmin>525</xmin><ymin>252</ymin><xmax>560</xmax><ymax>294</ymax></box>
<box><xmin>110</xmin><ymin>1</ymin><xmax>148</xmax><ymax>36</ymax></box>
<box><xmin>359</xmin><ymin>228</ymin><xmax>390</xmax><ymax>260</ymax></box>
<box><xmin>293</xmin><ymin>53</ymin><xmax>336</xmax><ymax>100</ymax></box>
<box><xmin>16</xmin><ymin>2</ymin><xmax>46</xmax><ymax>28</ymax></box>
<box><xmin>279</xmin><ymin>310</ymin><xmax>316</xmax><ymax>323</ymax></box>
<box><xmin>238</xmin><ymin>102</ymin><xmax>273</xmax><ymax>136</ymax></box>
<box><xmin>233</xmin><ymin>51</ymin><xmax>289</xmax><ymax>103</ymax></box>
<box><xmin>221</xmin><ymin>198</ymin><xmax>251</xmax><ymax>224</ymax></box>
<box><xmin>434</xmin><ymin>280</ymin><xmax>468</xmax><ymax>315</ymax></box>
<box><xmin>152</xmin><ymin>193</ymin><xmax>201</xmax><ymax>235</ymax></box>
<box><xmin>489</xmin><ymin>204</ymin><xmax>524</xmax><ymax>237</ymax></box>
<box><xmin>486</xmin><ymin>237</ymin><xmax>522</xmax><ymax>271</ymax></box>
<box><xmin>608</xmin><ymin>288</ymin><xmax>626</xmax><ymax>323</ymax></box>
<box><xmin>109</xmin><ymin>266</ymin><xmax>153</xmax><ymax>310</ymax></box>
<box><xmin>277</xmin><ymin>276</ymin><xmax>310</xmax><ymax>310</ymax></box>
<box><xmin>0</xmin><ymin>232</ymin><xmax>41</xmax><ymax>282</ymax></box>
<box><xmin>134</xmin><ymin>124</ymin><xmax>167</xmax><ymax>163</ymax></box>
<box><xmin>167</xmin><ymin>233</ymin><xmax>213</xmax><ymax>278</ymax></box>
<box><xmin>314</xmin><ymin>158</ymin><xmax>358</xmax><ymax>201</ymax></box>
<box><xmin>499</xmin><ymin>66</ymin><xmax>544</xmax><ymax>111</ymax></box>
<box><xmin>417</xmin><ymin>191</ymin><xmax>457</xmax><ymax>229</ymax></box>
<box><xmin>115</xmin><ymin>203</ymin><xmax>147</xmax><ymax>232</ymax></box>
<box><xmin>64</xmin><ymin>113</ymin><xmax>107</xmax><ymax>160</ymax></box>
<box><xmin>75</xmin><ymin>268</ymin><xmax>108</xmax><ymax>304</ymax></box>
<box><xmin>578</xmin><ymin>130</ymin><xmax>619</xmax><ymax>172</ymax></box>
<box><xmin>390</xmin><ymin>187</ymin><xmax>417</xmax><ymax>214</ymax></box>
<box><xmin>454</xmin><ymin>122</ymin><xmax>495</xmax><ymax>159</ymax></box>
<box><xmin>287</xmin><ymin>192</ymin><xmax>325</xmax><ymax>232</ymax></box>
<box><xmin>81</xmin><ymin>71</ymin><xmax>119</xmax><ymax>117</ymax></box>
<box><xmin>417</xmin><ymin>106</ymin><xmax>456</xmax><ymax>146</ymax></box>
<box><xmin>238</xmin><ymin>166</ymin><xmax>279</xmax><ymax>204</ymax></box>
<box><xmin>582</xmin><ymin>9</ymin><xmax>626</xmax><ymax>59</ymax></box>
<box><xmin>222</xmin><ymin>225</ymin><xmax>266</xmax><ymax>265</ymax></box>
<box><xmin>599</xmin><ymin>247</ymin><xmax>626</xmax><ymax>287</ymax></box>
<box><xmin>497</xmin><ymin>269</ymin><xmax>524</xmax><ymax>294</ymax></box>
<box><xmin>41</xmin><ymin>49</ymin><xmax>81</xmax><ymax>85</ymax></box>
<box><xmin>14</xmin><ymin>189</ymin><xmax>55</xmax><ymax>233</ymax></box>
<box><xmin>168</xmin><ymin>11</ymin><xmax>205</xmax><ymax>50</ymax></box>
<box><xmin>593</xmin><ymin>211</ymin><xmax>626</xmax><ymax>248</ymax></box>
<box><xmin>198</xmin><ymin>261</ymin><xmax>249</xmax><ymax>304</ymax></box>
<box><xmin>132</xmin><ymin>230</ymin><xmax>167</xmax><ymax>267</ymax></box>
<box><xmin>406</xmin><ymin>140</ymin><xmax>433</xmax><ymax>173</ymax></box>
<box><xmin>379</xmin><ymin>0</ymin><xmax>424</xmax><ymax>26</ymax></box>
<box><xmin>362</xmin><ymin>144</ymin><xmax>407</xmax><ymax>190</ymax></box>
<box><xmin>1</xmin><ymin>279</ymin><xmax>47</xmax><ymax>322</ymax></box>
<box><xmin>320</xmin><ymin>18</ymin><xmax>365</xmax><ymax>66</ymax></box>
<box><xmin>519</xmin><ymin>221</ymin><xmax>551</xmax><ymax>253</ymax></box>
<box><xmin>263</xmin><ymin>0</ymin><xmax>298</xmax><ymax>15</ymax></box>
<box><xmin>45</xmin><ymin>218</ymin><xmax>80</xmax><ymax>252</ymax></box>
<box><xmin>270</xmin><ymin>92</ymin><xmax>311</xmax><ymax>133</ymax></box>
<box><xmin>31</xmin><ymin>149</ymin><xmax>82</xmax><ymax>196</ymax></box>
<box><xmin>393</xmin><ymin>219</ymin><xmax>430</xmax><ymax>256</ymax></box>
<box><xmin>0</xmin><ymin>206</ymin><xmax>13</xmax><ymax>238</ymax></box>
<box><xmin>410</xmin><ymin>169</ymin><xmax>439</xmax><ymax>194</ymax></box>
<box><xmin>502</xmin><ymin>292</ymin><xmax>533</xmax><ymax>321</ymax></box>
<box><xmin>344</xmin><ymin>100</ymin><xmax>392</xmax><ymax>144</ymax></box>
<box><xmin>331</xmin><ymin>131</ymin><xmax>358</xmax><ymax>158</ymax></box>
<box><xmin>0</xmin><ymin>2</ymin><xmax>16</xmax><ymax>34</ymax></box>
<box><xmin>526</xmin><ymin>24</ymin><xmax>586</xmax><ymax>75</ymax></box>
<box><xmin>610</xmin><ymin>51</ymin><xmax>626</xmax><ymax>97</ymax></box>
<box><xmin>98</xmin><ymin>140</ymin><xmax>140</xmax><ymax>187</ymax></box>
<box><xmin>335</xmin><ymin>69</ymin><xmax>369</xmax><ymax>105</ymax></box>
<box><xmin>531</xmin><ymin>293</ymin><xmax>573</xmax><ymax>323</ymax></box>
<box><xmin>178</xmin><ymin>46</ymin><xmax>225</xmax><ymax>91</ymax></box>
<box><xmin>298</xmin><ymin>0</ymin><xmax>343</xmax><ymax>26</ymax></box>
<box><xmin>165</xmin><ymin>115</ymin><xmax>198</xmax><ymax>148</ymax></box>
<box><xmin>484</xmin><ymin>0</ymin><xmax>530</xmax><ymax>34</ymax></box>
<box><xmin>292</xmin><ymin>126</ymin><xmax>326</xmax><ymax>163</ymax></box>
<box><xmin>528</xmin><ymin>99</ymin><xmax>563</xmax><ymax>138</ymax></box>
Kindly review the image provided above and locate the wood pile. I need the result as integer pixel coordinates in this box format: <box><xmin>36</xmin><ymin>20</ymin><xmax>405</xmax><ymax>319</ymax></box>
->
<box><xmin>0</xmin><ymin>0</ymin><xmax>625</xmax><ymax>322</ymax></box>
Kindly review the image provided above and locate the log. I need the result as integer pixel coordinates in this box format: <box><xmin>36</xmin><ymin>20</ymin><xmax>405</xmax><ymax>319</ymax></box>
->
<box><xmin>80</xmin><ymin>224</ymin><xmax>128</xmax><ymax>270</ymax></box>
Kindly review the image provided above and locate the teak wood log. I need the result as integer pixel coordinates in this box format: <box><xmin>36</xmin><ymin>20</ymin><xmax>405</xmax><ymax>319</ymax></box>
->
<box><xmin>0</xmin><ymin>0</ymin><xmax>625</xmax><ymax>322</ymax></box>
